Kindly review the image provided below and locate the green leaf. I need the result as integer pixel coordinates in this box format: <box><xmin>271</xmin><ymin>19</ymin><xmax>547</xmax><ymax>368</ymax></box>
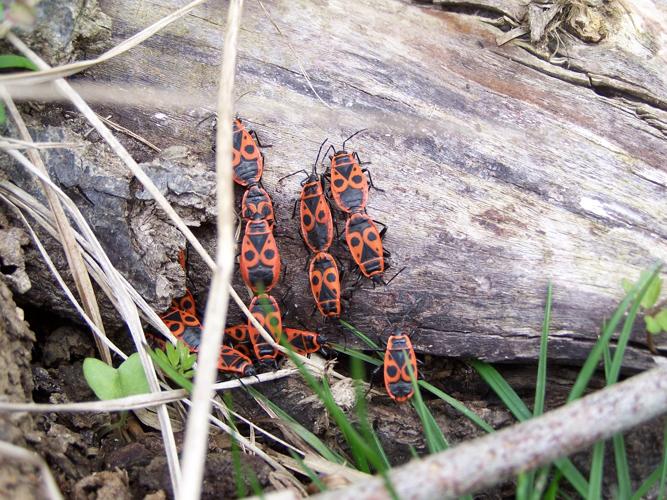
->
<box><xmin>178</xmin><ymin>341</ymin><xmax>190</xmax><ymax>364</ymax></box>
<box><xmin>0</xmin><ymin>54</ymin><xmax>38</xmax><ymax>71</ymax></box>
<box><xmin>117</xmin><ymin>353</ymin><xmax>150</xmax><ymax>396</ymax></box>
<box><xmin>656</xmin><ymin>310</ymin><xmax>667</xmax><ymax>331</ymax></box>
<box><xmin>0</xmin><ymin>103</ymin><xmax>5</xmax><ymax>126</ymax></box>
<box><xmin>149</xmin><ymin>348</ymin><xmax>194</xmax><ymax>392</ymax></box>
<box><xmin>153</xmin><ymin>349</ymin><xmax>169</xmax><ymax>364</ymax></box>
<box><xmin>181</xmin><ymin>352</ymin><xmax>197</xmax><ymax>371</ymax></box>
<box><xmin>647</xmin><ymin>315</ymin><xmax>662</xmax><ymax>335</ymax></box>
<box><xmin>642</xmin><ymin>275</ymin><xmax>662</xmax><ymax>309</ymax></box>
<box><xmin>166</xmin><ymin>341</ymin><xmax>179</xmax><ymax>366</ymax></box>
<box><xmin>83</xmin><ymin>358</ymin><xmax>121</xmax><ymax>400</ymax></box>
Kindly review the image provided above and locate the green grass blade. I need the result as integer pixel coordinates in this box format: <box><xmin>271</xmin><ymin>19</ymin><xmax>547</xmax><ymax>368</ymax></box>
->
<box><xmin>588</xmin><ymin>440</ymin><xmax>605</xmax><ymax>500</ymax></box>
<box><xmin>230</xmin><ymin>421</ymin><xmax>248</xmax><ymax>500</ymax></box>
<box><xmin>531</xmin><ymin>465</ymin><xmax>552</xmax><ymax>500</ymax></box>
<box><xmin>351</xmin><ymin>357</ymin><xmax>390</xmax><ymax>471</ymax></box>
<box><xmin>544</xmin><ymin>469</ymin><xmax>563</xmax><ymax>500</ymax></box>
<box><xmin>248</xmin><ymin>467</ymin><xmax>264</xmax><ymax>498</ymax></box>
<box><xmin>331</xmin><ymin>343</ymin><xmax>382</xmax><ymax>365</ymax></box>
<box><xmin>516</xmin><ymin>472</ymin><xmax>529</xmax><ymax>500</ymax></box>
<box><xmin>601</xmin><ymin>341</ymin><xmax>632</xmax><ymax>499</ymax></box>
<box><xmin>608</xmin><ymin>271</ymin><xmax>658</xmax><ymax>385</ymax></box>
<box><xmin>247</xmin><ymin>387</ymin><xmax>345</xmax><ymax>465</ymax></box>
<box><xmin>470</xmin><ymin>360</ymin><xmax>532</xmax><ymax>421</ymax></box>
<box><xmin>632</xmin><ymin>467</ymin><xmax>661</xmax><ymax>500</ymax></box>
<box><xmin>290</xmin><ymin>451</ymin><xmax>328</xmax><ymax>493</ymax></box>
<box><xmin>340</xmin><ymin>320</ymin><xmax>381</xmax><ymax>349</ymax></box>
<box><xmin>613</xmin><ymin>434</ymin><xmax>632</xmax><ymax>499</ymax></box>
<box><xmin>534</xmin><ymin>282</ymin><xmax>552</xmax><ymax>417</ymax></box>
<box><xmin>335</xmin><ymin>335</ymin><xmax>494</xmax><ymax>435</ymax></box>
<box><xmin>519</xmin><ymin>284</ymin><xmax>553</xmax><ymax>500</ymax></box>
<box><xmin>418</xmin><ymin>380</ymin><xmax>494</xmax><ymax>433</ymax></box>
<box><xmin>285</xmin><ymin>348</ymin><xmax>388</xmax><ymax>475</ymax></box>
<box><xmin>553</xmin><ymin>458</ymin><xmax>588</xmax><ymax>497</ymax></box>
<box><xmin>408</xmin><ymin>359</ymin><xmax>448</xmax><ymax>453</ymax></box>
<box><xmin>659</xmin><ymin>421</ymin><xmax>667</xmax><ymax>500</ymax></box>
<box><xmin>472</xmin><ymin>360</ymin><xmax>589</xmax><ymax>496</ymax></box>
<box><xmin>568</xmin><ymin>263</ymin><xmax>661</xmax><ymax>403</ymax></box>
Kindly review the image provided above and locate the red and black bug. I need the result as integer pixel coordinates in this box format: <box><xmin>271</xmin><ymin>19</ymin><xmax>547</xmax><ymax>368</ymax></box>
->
<box><xmin>297</xmin><ymin>140</ymin><xmax>335</xmax><ymax>253</ymax></box>
<box><xmin>247</xmin><ymin>294</ymin><xmax>283</xmax><ymax>361</ymax></box>
<box><xmin>309</xmin><ymin>252</ymin><xmax>341</xmax><ymax>318</ymax></box>
<box><xmin>283</xmin><ymin>327</ymin><xmax>324</xmax><ymax>356</ymax></box>
<box><xmin>161</xmin><ymin>308</ymin><xmax>255</xmax><ymax>377</ymax></box>
<box><xmin>324</xmin><ymin>130</ymin><xmax>379</xmax><ymax>214</ymax></box>
<box><xmin>241</xmin><ymin>184</ymin><xmax>275</xmax><ymax>226</ymax></box>
<box><xmin>345</xmin><ymin>212</ymin><xmax>385</xmax><ymax>281</ymax></box>
<box><xmin>218</xmin><ymin>345</ymin><xmax>256</xmax><ymax>377</ymax></box>
<box><xmin>240</xmin><ymin>219</ymin><xmax>281</xmax><ymax>293</ymax></box>
<box><xmin>160</xmin><ymin>306</ymin><xmax>203</xmax><ymax>349</ymax></box>
<box><xmin>232</xmin><ymin>118</ymin><xmax>264</xmax><ymax>187</ymax></box>
<box><xmin>383</xmin><ymin>333</ymin><xmax>418</xmax><ymax>403</ymax></box>
<box><xmin>300</xmin><ymin>173</ymin><xmax>334</xmax><ymax>253</ymax></box>
<box><xmin>171</xmin><ymin>289</ymin><xmax>198</xmax><ymax>319</ymax></box>
<box><xmin>224</xmin><ymin>323</ymin><xmax>253</xmax><ymax>359</ymax></box>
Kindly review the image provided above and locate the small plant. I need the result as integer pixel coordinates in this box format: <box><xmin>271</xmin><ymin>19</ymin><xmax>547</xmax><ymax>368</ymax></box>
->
<box><xmin>82</xmin><ymin>353</ymin><xmax>151</xmax><ymax>434</ymax></box>
<box><xmin>148</xmin><ymin>340</ymin><xmax>197</xmax><ymax>391</ymax></box>
<box><xmin>622</xmin><ymin>271</ymin><xmax>667</xmax><ymax>351</ymax></box>
<box><xmin>83</xmin><ymin>352</ymin><xmax>150</xmax><ymax>401</ymax></box>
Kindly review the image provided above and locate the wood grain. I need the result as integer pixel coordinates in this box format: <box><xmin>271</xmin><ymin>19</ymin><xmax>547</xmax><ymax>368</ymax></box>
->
<box><xmin>83</xmin><ymin>0</ymin><xmax>667</xmax><ymax>370</ymax></box>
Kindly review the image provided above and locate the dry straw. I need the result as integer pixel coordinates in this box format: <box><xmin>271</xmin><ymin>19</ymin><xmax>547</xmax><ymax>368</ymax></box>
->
<box><xmin>179</xmin><ymin>0</ymin><xmax>243</xmax><ymax>497</ymax></box>
<box><xmin>0</xmin><ymin>88</ymin><xmax>111</xmax><ymax>364</ymax></box>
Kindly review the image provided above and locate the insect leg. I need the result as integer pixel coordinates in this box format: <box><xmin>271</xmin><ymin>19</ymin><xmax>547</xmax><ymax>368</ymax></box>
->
<box><xmin>249</xmin><ymin>129</ymin><xmax>272</xmax><ymax>148</ymax></box>
<box><xmin>362</xmin><ymin>167</ymin><xmax>385</xmax><ymax>193</ymax></box>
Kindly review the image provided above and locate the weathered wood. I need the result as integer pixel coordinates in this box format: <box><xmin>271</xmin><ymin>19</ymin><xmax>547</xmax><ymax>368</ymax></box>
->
<box><xmin>77</xmin><ymin>0</ymin><xmax>666</xmax><ymax>369</ymax></box>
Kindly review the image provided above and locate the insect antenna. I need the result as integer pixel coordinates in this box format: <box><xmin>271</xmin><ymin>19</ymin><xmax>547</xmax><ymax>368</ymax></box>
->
<box><xmin>312</xmin><ymin>138</ymin><xmax>329</xmax><ymax>175</ymax></box>
<box><xmin>341</xmin><ymin>128</ymin><xmax>368</xmax><ymax>151</ymax></box>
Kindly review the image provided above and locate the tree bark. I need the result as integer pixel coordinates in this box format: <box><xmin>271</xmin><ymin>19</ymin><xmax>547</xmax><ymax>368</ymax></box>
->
<box><xmin>27</xmin><ymin>0</ymin><xmax>667</xmax><ymax>369</ymax></box>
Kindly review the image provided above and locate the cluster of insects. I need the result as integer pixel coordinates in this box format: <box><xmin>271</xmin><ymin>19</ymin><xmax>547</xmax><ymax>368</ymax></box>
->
<box><xmin>157</xmin><ymin>119</ymin><xmax>418</xmax><ymax>403</ymax></box>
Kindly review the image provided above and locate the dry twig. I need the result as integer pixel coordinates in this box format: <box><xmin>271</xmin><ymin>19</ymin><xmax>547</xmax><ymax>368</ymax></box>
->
<box><xmin>278</xmin><ymin>364</ymin><xmax>667</xmax><ymax>500</ymax></box>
